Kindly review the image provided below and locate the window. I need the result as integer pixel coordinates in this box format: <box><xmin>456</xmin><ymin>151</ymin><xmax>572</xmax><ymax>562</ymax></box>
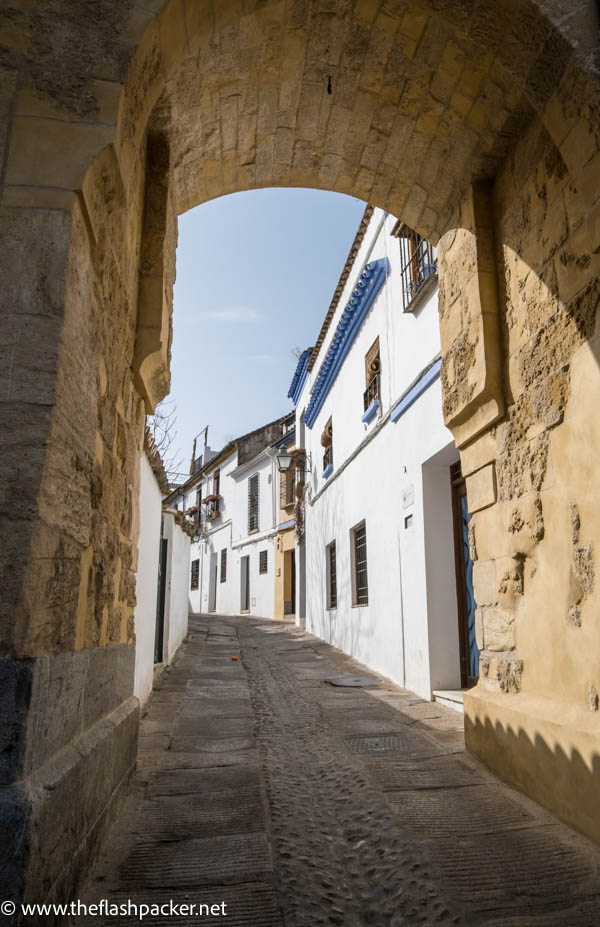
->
<box><xmin>220</xmin><ymin>548</ymin><xmax>227</xmax><ymax>583</ymax></box>
<box><xmin>213</xmin><ymin>468</ymin><xmax>220</xmax><ymax>497</ymax></box>
<box><xmin>259</xmin><ymin>550</ymin><xmax>268</xmax><ymax>574</ymax></box>
<box><xmin>190</xmin><ymin>559</ymin><xmax>199</xmax><ymax>590</ymax></box>
<box><xmin>326</xmin><ymin>541</ymin><xmax>337</xmax><ymax>609</ymax></box>
<box><xmin>364</xmin><ymin>337</ymin><xmax>381</xmax><ymax>410</ymax></box>
<box><xmin>322</xmin><ymin>417</ymin><xmax>333</xmax><ymax>472</ymax></box>
<box><xmin>248</xmin><ymin>473</ymin><xmax>259</xmax><ymax>533</ymax></box>
<box><xmin>351</xmin><ymin>522</ymin><xmax>368</xmax><ymax>606</ymax></box>
<box><xmin>394</xmin><ymin>223</ymin><xmax>438</xmax><ymax>311</ymax></box>
<box><xmin>195</xmin><ymin>486</ymin><xmax>203</xmax><ymax>526</ymax></box>
<box><xmin>280</xmin><ymin>469</ymin><xmax>295</xmax><ymax>508</ymax></box>
<box><xmin>205</xmin><ymin>495</ymin><xmax>220</xmax><ymax>520</ymax></box>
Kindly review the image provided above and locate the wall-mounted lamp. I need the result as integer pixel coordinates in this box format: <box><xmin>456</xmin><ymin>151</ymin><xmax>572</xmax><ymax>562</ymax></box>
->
<box><xmin>275</xmin><ymin>448</ymin><xmax>312</xmax><ymax>473</ymax></box>
<box><xmin>275</xmin><ymin>448</ymin><xmax>293</xmax><ymax>472</ymax></box>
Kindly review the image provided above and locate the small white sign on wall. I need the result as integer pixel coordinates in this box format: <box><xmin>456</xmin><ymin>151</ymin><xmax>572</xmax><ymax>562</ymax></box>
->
<box><xmin>402</xmin><ymin>485</ymin><xmax>414</xmax><ymax>508</ymax></box>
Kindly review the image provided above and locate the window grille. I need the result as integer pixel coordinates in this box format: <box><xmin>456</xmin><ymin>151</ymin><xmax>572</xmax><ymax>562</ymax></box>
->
<box><xmin>259</xmin><ymin>550</ymin><xmax>268</xmax><ymax>574</ymax></box>
<box><xmin>363</xmin><ymin>373</ymin><xmax>380</xmax><ymax>411</ymax></box>
<box><xmin>352</xmin><ymin>522</ymin><xmax>368</xmax><ymax>606</ymax></box>
<box><xmin>322</xmin><ymin>417</ymin><xmax>333</xmax><ymax>472</ymax></box>
<box><xmin>397</xmin><ymin>226</ymin><xmax>438</xmax><ymax>311</ymax></box>
<box><xmin>327</xmin><ymin>541</ymin><xmax>337</xmax><ymax>609</ymax></box>
<box><xmin>220</xmin><ymin>548</ymin><xmax>227</xmax><ymax>583</ymax></box>
<box><xmin>248</xmin><ymin>473</ymin><xmax>259</xmax><ymax>533</ymax></box>
<box><xmin>190</xmin><ymin>559</ymin><xmax>199</xmax><ymax>590</ymax></box>
<box><xmin>205</xmin><ymin>494</ymin><xmax>220</xmax><ymax>520</ymax></box>
<box><xmin>280</xmin><ymin>470</ymin><xmax>295</xmax><ymax>508</ymax></box>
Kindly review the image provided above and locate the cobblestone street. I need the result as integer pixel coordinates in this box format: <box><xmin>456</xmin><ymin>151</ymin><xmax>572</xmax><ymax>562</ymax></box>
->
<box><xmin>76</xmin><ymin>616</ymin><xmax>600</xmax><ymax>926</ymax></box>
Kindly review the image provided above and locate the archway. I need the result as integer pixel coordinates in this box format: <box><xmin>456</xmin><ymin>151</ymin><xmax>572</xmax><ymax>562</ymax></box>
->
<box><xmin>2</xmin><ymin>0</ymin><xmax>600</xmax><ymax>904</ymax></box>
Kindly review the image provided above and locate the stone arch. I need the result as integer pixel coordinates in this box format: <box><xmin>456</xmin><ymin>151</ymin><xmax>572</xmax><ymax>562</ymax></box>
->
<box><xmin>2</xmin><ymin>0</ymin><xmax>600</xmax><ymax>904</ymax></box>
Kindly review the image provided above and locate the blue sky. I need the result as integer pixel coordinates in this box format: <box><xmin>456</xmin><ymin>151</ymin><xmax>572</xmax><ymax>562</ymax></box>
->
<box><xmin>168</xmin><ymin>188</ymin><xmax>365</xmax><ymax>478</ymax></box>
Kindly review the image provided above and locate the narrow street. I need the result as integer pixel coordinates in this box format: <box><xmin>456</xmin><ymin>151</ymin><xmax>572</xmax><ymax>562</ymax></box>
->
<box><xmin>76</xmin><ymin>616</ymin><xmax>600</xmax><ymax>926</ymax></box>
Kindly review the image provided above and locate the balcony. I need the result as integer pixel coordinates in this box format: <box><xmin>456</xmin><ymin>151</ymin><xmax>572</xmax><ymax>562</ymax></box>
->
<box><xmin>363</xmin><ymin>374</ymin><xmax>380</xmax><ymax>413</ymax></box>
<box><xmin>202</xmin><ymin>494</ymin><xmax>221</xmax><ymax>520</ymax></box>
<box><xmin>400</xmin><ymin>236</ymin><xmax>438</xmax><ymax>312</ymax></box>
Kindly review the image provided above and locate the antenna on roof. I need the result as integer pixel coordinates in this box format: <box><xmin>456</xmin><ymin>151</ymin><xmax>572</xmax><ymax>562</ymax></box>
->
<box><xmin>190</xmin><ymin>425</ymin><xmax>209</xmax><ymax>475</ymax></box>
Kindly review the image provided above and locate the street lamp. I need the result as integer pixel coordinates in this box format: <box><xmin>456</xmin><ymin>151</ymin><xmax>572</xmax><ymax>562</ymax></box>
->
<box><xmin>275</xmin><ymin>447</ymin><xmax>312</xmax><ymax>473</ymax></box>
<box><xmin>275</xmin><ymin>448</ymin><xmax>293</xmax><ymax>472</ymax></box>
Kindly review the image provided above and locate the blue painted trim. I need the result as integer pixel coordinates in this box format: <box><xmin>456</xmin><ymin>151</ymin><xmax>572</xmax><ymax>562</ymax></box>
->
<box><xmin>287</xmin><ymin>350</ymin><xmax>311</xmax><ymax>405</ymax></box>
<box><xmin>361</xmin><ymin>399</ymin><xmax>380</xmax><ymax>423</ymax></box>
<box><xmin>272</xmin><ymin>428</ymin><xmax>295</xmax><ymax>449</ymax></box>
<box><xmin>304</xmin><ymin>258</ymin><xmax>390</xmax><ymax>428</ymax></box>
<box><xmin>390</xmin><ymin>358</ymin><xmax>442</xmax><ymax>423</ymax></box>
<box><xmin>322</xmin><ymin>464</ymin><xmax>333</xmax><ymax>479</ymax></box>
<box><xmin>278</xmin><ymin>518</ymin><xmax>295</xmax><ymax>530</ymax></box>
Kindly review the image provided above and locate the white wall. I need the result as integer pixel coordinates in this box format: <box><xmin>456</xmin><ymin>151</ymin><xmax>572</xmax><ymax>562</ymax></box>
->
<box><xmin>133</xmin><ymin>453</ymin><xmax>162</xmax><ymax>705</ymax></box>
<box><xmin>296</xmin><ymin>209</ymin><xmax>460</xmax><ymax>699</ymax></box>
<box><xmin>186</xmin><ymin>447</ymin><xmax>277</xmax><ymax>618</ymax></box>
<box><xmin>162</xmin><ymin>511</ymin><xmax>191</xmax><ymax>663</ymax></box>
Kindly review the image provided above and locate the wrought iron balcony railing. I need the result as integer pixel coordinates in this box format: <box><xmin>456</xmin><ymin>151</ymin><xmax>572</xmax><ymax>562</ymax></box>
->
<box><xmin>363</xmin><ymin>374</ymin><xmax>380</xmax><ymax>411</ymax></box>
<box><xmin>400</xmin><ymin>234</ymin><xmax>438</xmax><ymax>311</ymax></box>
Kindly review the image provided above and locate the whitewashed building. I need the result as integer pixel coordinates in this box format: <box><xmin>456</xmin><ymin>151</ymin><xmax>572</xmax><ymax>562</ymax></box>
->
<box><xmin>133</xmin><ymin>428</ymin><xmax>193</xmax><ymax>705</ymax></box>
<box><xmin>166</xmin><ymin>415</ymin><xmax>295</xmax><ymax>619</ymax></box>
<box><xmin>290</xmin><ymin>205</ymin><xmax>478</xmax><ymax>705</ymax></box>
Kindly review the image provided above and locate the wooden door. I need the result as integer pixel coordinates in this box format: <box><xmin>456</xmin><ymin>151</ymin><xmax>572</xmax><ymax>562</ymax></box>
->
<box><xmin>451</xmin><ymin>462</ymin><xmax>479</xmax><ymax>687</ymax></box>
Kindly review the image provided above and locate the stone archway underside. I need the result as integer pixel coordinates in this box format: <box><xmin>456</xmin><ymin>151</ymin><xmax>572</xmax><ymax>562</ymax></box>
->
<box><xmin>2</xmin><ymin>0</ymin><xmax>600</xmax><ymax>906</ymax></box>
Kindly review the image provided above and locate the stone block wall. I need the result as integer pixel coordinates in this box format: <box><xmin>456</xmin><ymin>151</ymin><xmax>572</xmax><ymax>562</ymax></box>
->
<box><xmin>437</xmin><ymin>112</ymin><xmax>600</xmax><ymax>840</ymax></box>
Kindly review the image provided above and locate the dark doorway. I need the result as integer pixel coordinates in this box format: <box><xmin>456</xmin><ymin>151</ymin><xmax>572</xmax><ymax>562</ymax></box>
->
<box><xmin>241</xmin><ymin>555</ymin><xmax>250</xmax><ymax>612</ymax></box>
<box><xmin>450</xmin><ymin>461</ymin><xmax>479</xmax><ymax>687</ymax></box>
<box><xmin>154</xmin><ymin>536</ymin><xmax>168</xmax><ymax>663</ymax></box>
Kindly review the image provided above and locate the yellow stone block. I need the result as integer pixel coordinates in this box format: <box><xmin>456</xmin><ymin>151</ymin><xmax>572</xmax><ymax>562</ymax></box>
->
<box><xmin>466</xmin><ymin>463</ymin><xmax>497</xmax><ymax>513</ymax></box>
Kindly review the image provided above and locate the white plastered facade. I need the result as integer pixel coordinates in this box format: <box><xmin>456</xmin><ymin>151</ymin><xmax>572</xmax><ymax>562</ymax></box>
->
<box><xmin>182</xmin><ymin>446</ymin><xmax>279</xmax><ymax>619</ymax></box>
<box><xmin>294</xmin><ymin>208</ymin><xmax>463</xmax><ymax>700</ymax></box>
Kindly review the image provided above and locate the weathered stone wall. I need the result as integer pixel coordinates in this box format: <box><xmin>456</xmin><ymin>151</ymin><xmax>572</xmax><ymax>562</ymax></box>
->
<box><xmin>0</xmin><ymin>12</ymin><xmax>152</xmax><ymax>904</ymax></box>
<box><xmin>437</xmin><ymin>114</ymin><xmax>600</xmax><ymax>840</ymax></box>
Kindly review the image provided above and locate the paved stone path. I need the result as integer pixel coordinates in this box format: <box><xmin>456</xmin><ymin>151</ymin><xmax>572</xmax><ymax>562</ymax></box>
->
<box><xmin>75</xmin><ymin>615</ymin><xmax>600</xmax><ymax>926</ymax></box>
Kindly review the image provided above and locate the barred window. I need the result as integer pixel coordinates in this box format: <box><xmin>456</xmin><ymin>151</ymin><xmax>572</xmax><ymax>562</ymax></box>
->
<box><xmin>213</xmin><ymin>469</ymin><xmax>220</xmax><ymax>497</ymax></box>
<box><xmin>190</xmin><ymin>559</ymin><xmax>199</xmax><ymax>590</ymax></box>
<box><xmin>248</xmin><ymin>473</ymin><xmax>259</xmax><ymax>533</ymax></box>
<box><xmin>394</xmin><ymin>223</ymin><xmax>438</xmax><ymax>312</ymax></box>
<box><xmin>259</xmin><ymin>550</ymin><xmax>268</xmax><ymax>574</ymax></box>
<box><xmin>280</xmin><ymin>469</ymin><xmax>294</xmax><ymax>508</ymax></box>
<box><xmin>220</xmin><ymin>548</ymin><xmax>227</xmax><ymax>583</ymax></box>
<box><xmin>364</xmin><ymin>337</ymin><xmax>381</xmax><ymax>410</ymax></box>
<box><xmin>195</xmin><ymin>486</ymin><xmax>203</xmax><ymax>525</ymax></box>
<box><xmin>351</xmin><ymin>522</ymin><xmax>368</xmax><ymax>606</ymax></box>
<box><xmin>326</xmin><ymin>541</ymin><xmax>337</xmax><ymax>609</ymax></box>
<box><xmin>322</xmin><ymin>416</ymin><xmax>333</xmax><ymax>472</ymax></box>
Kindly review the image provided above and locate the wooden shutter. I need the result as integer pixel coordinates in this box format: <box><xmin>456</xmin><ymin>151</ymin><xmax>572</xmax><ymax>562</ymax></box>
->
<box><xmin>220</xmin><ymin>548</ymin><xmax>227</xmax><ymax>583</ymax></box>
<box><xmin>365</xmin><ymin>337</ymin><xmax>380</xmax><ymax>386</ymax></box>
